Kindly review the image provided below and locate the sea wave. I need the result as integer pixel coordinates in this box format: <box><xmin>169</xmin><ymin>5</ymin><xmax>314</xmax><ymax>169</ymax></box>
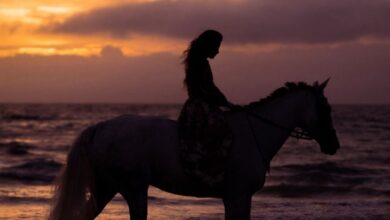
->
<box><xmin>260</xmin><ymin>184</ymin><xmax>353</xmax><ymax>197</ymax></box>
<box><xmin>0</xmin><ymin>196</ymin><xmax>49</xmax><ymax>203</ymax></box>
<box><xmin>1</xmin><ymin>114</ymin><xmax>56</xmax><ymax>121</ymax></box>
<box><xmin>273</xmin><ymin>162</ymin><xmax>379</xmax><ymax>176</ymax></box>
<box><xmin>0</xmin><ymin>141</ymin><xmax>35</xmax><ymax>156</ymax></box>
<box><xmin>264</xmin><ymin>161</ymin><xmax>390</xmax><ymax>198</ymax></box>
<box><xmin>0</xmin><ymin>158</ymin><xmax>62</xmax><ymax>183</ymax></box>
<box><xmin>261</xmin><ymin>183</ymin><xmax>390</xmax><ymax>198</ymax></box>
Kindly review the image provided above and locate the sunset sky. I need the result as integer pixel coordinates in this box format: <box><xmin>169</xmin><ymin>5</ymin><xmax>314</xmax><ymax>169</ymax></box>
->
<box><xmin>1</xmin><ymin>0</ymin><xmax>389</xmax><ymax>104</ymax></box>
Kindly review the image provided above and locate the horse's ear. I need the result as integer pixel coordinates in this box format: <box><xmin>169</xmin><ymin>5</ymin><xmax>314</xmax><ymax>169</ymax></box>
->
<box><xmin>319</xmin><ymin>78</ymin><xmax>330</xmax><ymax>91</ymax></box>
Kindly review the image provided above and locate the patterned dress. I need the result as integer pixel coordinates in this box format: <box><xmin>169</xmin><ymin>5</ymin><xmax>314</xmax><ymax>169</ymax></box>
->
<box><xmin>178</xmin><ymin>59</ymin><xmax>232</xmax><ymax>187</ymax></box>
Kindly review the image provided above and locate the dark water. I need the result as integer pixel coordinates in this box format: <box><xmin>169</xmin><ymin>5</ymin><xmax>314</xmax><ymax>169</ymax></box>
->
<box><xmin>0</xmin><ymin>104</ymin><xmax>389</xmax><ymax>219</ymax></box>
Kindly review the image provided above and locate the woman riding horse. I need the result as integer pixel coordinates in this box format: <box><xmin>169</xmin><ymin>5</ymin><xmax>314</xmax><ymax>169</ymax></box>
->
<box><xmin>178</xmin><ymin>30</ymin><xmax>238</xmax><ymax>186</ymax></box>
<box><xmin>47</xmin><ymin>29</ymin><xmax>339</xmax><ymax>220</ymax></box>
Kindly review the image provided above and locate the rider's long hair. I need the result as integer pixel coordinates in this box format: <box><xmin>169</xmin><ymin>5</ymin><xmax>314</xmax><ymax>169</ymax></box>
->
<box><xmin>182</xmin><ymin>30</ymin><xmax>223</xmax><ymax>88</ymax></box>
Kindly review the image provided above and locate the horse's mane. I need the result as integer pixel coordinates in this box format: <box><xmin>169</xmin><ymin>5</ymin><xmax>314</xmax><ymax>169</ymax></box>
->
<box><xmin>248</xmin><ymin>82</ymin><xmax>316</xmax><ymax>107</ymax></box>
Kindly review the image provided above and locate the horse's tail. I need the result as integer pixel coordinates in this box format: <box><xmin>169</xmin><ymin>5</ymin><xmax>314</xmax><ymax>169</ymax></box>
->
<box><xmin>48</xmin><ymin>125</ymin><xmax>97</xmax><ymax>220</ymax></box>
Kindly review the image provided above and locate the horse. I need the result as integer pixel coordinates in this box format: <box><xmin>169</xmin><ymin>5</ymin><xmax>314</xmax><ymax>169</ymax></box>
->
<box><xmin>48</xmin><ymin>80</ymin><xmax>340</xmax><ymax>220</ymax></box>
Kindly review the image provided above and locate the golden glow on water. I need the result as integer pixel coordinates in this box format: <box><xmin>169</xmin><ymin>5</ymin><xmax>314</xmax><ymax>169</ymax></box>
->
<box><xmin>0</xmin><ymin>185</ymin><xmax>51</xmax><ymax>199</ymax></box>
<box><xmin>0</xmin><ymin>183</ymin><xmax>388</xmax><ymax>219</ymax></box>
<box><xmin>0</xmin><ymin>186</ymin><xmax>224</xmax><ymax>220</ymax></box>
<box><xmin>0</xmin><ymin>204</ymin><xmax>47</xmax><ymax>219</ymax></box>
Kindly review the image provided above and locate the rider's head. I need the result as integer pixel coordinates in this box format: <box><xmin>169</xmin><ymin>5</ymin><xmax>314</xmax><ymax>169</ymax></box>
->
<box><xmin>184</xmin><ymin>30</ymin><xmax>223</xmax><ymax>60</ymax></box>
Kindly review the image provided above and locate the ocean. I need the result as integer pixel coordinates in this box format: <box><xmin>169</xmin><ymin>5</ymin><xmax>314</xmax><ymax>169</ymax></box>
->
<box><xmin>0</xmin><ymin>104</ymin><xmax>389</xmax><ymax>219</ymax></box>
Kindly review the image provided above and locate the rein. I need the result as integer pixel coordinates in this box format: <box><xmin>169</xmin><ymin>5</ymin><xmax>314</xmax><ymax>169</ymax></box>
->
<box><xmin>243</xmin><ymin>109</ymin><xmax>313</xmax><ymax>140</ymax></box>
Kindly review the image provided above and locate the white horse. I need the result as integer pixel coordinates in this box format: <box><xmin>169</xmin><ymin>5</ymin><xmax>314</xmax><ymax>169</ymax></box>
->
<box><xmin>48</xmin><ymin>80</ymin><xmax>339</xmax><ymax>220</ymax></box>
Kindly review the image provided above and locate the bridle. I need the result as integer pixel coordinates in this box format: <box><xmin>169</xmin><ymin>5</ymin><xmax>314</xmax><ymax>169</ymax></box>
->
<box><xmin>242</xmin><ymin>107</ymin><xmax>315</xmax><ymax>172</ymax></box>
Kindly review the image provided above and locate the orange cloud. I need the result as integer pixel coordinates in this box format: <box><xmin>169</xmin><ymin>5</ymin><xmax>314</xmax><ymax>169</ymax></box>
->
<box><xmin>0</xmin><ymin>0</ymin><xmax>167</xmax><ymax>57</ymax></box>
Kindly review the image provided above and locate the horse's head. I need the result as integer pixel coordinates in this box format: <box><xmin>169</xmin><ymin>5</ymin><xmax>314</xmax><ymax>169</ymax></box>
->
<box><xmin>302</xmin><ymin>79</ymin><xmax>340</xmax><ymax>155</ymax></box>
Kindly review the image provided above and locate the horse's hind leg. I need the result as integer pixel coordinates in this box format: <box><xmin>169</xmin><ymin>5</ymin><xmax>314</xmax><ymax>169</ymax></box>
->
<box><xmin>121</xmin><ymin>185</ymin><xmax>148</xmax><ymax>220</ymax></box>
<box><xmin>86</xmin><ymin>177</ymin><xmax>117</xmax><ymax>220</ymax></box>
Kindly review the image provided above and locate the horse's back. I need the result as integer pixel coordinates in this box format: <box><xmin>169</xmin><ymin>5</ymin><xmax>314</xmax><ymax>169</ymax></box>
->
<box><xmin>88</xmin><ymin>114</ymin><xmax>179</xmax><ymax>172</ymax></box>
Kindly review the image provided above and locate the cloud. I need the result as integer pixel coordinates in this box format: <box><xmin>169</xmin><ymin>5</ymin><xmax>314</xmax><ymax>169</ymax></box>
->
<box><xmin>47</xmin><ymin>0</ymin><xmax>390</xmax><ymax>44</ymax></box>
<box><xmin>100</xmin><ymin>45</ymin><xmax>124</xmax><ymax>58</ymax></box>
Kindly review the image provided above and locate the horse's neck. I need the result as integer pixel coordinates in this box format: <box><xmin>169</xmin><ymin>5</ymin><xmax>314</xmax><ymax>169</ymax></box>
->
<box><xmin>252</xmin><ymin>91</ymin><xmax>311</xmax><ymax>164</ymax></box>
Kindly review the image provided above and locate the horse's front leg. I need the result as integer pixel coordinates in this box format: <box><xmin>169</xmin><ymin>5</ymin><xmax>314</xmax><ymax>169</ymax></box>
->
<box><xmin>223</xmin><ymin>193</ymin><xmax>252</xmax><ymax>220</ymax></box>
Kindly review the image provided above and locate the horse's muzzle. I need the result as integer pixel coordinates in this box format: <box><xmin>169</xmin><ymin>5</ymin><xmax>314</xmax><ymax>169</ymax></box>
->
<box><xmin>319</xmin><ymin>130</ymin><xmax>340</xmax><ymax>155</ymax></box>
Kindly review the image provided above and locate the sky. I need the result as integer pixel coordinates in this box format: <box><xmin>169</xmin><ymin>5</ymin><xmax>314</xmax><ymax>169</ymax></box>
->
<box><xmin>1</xmin><ymin>0</ymin><xmax>389</xmax><ymax>104</ymax></box>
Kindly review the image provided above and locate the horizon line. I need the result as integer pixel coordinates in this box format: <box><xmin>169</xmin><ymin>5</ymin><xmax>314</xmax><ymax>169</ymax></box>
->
<box><xmin>0</xmin><ymin>101</ymin><xmax>389</xmax><ymax>106</ymax></box>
